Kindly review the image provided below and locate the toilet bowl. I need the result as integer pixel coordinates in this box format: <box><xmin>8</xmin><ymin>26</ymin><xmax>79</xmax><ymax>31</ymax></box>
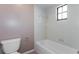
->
<box><xmin>1</xmin><ymin>38</ymin><xmax>21</xmax><ymax>54</ymax></box>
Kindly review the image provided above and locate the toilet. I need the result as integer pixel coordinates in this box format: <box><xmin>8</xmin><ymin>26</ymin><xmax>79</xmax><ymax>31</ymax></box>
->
<box><xmin>1</xmin><ymin>38</ymin><xmax>21</xmax><ymax>54</ymax></box>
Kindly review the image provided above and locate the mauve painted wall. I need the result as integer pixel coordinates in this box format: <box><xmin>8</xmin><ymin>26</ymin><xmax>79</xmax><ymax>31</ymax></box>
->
<box><xmin>0</xmin><ymin>4</ymin><xmax>34</xmax><ymax>53</ymax></box>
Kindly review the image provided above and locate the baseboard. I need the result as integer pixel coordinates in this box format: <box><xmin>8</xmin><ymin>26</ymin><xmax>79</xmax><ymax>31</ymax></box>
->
<box><xmin>23</xmin><ymin>49</ymin><xmax>34</xmax><ymax>54</ymax></box>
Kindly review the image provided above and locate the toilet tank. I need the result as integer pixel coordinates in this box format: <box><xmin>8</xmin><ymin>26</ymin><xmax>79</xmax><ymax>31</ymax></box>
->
<box><xmin>1</xmin><ymin>38</ymin><xmax>21</xmax><ymax>54</ymax></box>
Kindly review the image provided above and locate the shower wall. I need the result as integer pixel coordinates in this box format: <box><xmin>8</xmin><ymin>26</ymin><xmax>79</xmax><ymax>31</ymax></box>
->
<box><xmin>47</xmin><ymin>4</ymin><xmax>79</xmax><ymax>50</ymax></box>
<box><xmin>0</xmin><ymin>4</ymin><xmax>34</xmax><ymax>53</ymax></box>
<box><xmin>34</xmin><ymin>5</ymin><xmax>46</xmax><ymax>41</ymax></box>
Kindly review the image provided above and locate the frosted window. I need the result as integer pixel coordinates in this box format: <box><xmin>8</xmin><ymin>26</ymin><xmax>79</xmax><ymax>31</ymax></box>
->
<box><xmin>63</xmin><ymin>5</ymin><xmax>67</xmax><ymax>12</ymax></box>
<box><xmin>62</xmin><ymin>12</ymin><xmax>67</xmax><ymax>19</ymax></box>
<box><xmin>58</xmin><ymin>7</ymin><xmax>62</xmax><ymax>13</ymax></box>
<box><xmin>57</xmin><ymin>4</ymin><xmax>68</xmax><ymax>21</ymax></box>
<box><xmin>58</xmin><ymin>14</ymin><xmax>62</xmax><ymax>19</ymax></box>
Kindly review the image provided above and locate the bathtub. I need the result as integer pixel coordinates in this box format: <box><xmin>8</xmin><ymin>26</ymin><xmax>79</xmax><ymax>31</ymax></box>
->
<box><xmin>34</xmin><ymin>40</ymin><xmax>78</xmax><ymax>54</ymax></box>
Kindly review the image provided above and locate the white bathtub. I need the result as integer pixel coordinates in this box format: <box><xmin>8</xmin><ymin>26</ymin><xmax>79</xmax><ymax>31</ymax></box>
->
<box><xmin>34</xmin><ymin>40</ymin><xmax>78</xmax><ymax>54</ymax></box>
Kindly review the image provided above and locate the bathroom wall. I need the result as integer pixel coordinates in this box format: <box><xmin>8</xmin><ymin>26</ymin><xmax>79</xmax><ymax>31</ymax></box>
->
<box><xmin>0</xmin><ymin>4</ymin><xmax>34</xmax><ymax>53</ymax></box>
<box><xmin>47</xmin><ymin>4</ymin><xmax>79</xmax><ymax>50</ymax></box>
<box><xmin>34</xmin><ymin>5</ymin><xmax>46</xmax><ymax>41</ymax></box>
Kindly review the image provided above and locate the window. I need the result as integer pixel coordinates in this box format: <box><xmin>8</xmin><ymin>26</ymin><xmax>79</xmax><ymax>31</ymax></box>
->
<box><xmin>57</xmin><ymin>4</ymin><xmax>68</xmax><ymax>21</ymax></box>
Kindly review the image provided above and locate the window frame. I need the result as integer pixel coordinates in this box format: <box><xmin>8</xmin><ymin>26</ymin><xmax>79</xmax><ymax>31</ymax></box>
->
<box><xmin>57</xmin><ymin>4</ymin><xmax>68</xmax><ymax>21</ymax></box>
